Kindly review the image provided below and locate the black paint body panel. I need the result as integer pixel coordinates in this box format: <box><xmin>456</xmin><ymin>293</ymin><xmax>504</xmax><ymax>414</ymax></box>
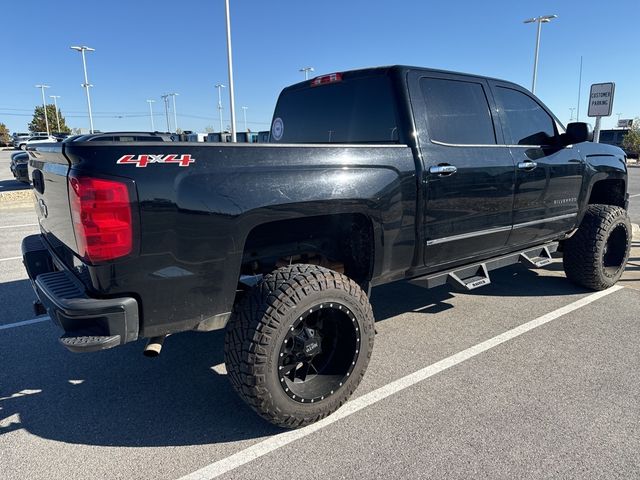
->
<box><xmin>26</xmin><ymin>65</ymin><xmax>628</xmax><ymax>339</ymax></box>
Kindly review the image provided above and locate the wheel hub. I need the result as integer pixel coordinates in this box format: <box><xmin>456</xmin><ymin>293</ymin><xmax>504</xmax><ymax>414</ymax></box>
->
<box><xmin>294</xmin><ymin>327</ymin><xmax>322</xmax><ymax>358</ymax></box>
<box><xmin>278</xmin><ymin>303</ymin><xmax>360</xmax><ymax>403</ymax></box>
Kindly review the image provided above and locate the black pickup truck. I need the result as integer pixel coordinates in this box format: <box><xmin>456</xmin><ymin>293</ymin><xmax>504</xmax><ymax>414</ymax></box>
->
<box><xmin>23</xmin><ymin>66</ymin><xmax>631</xmax><ymax>428</ymax></box>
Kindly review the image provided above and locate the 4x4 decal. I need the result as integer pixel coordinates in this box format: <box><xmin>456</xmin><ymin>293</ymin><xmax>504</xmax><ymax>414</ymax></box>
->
<box><xmin>116</xmin><ymin>154</ymin><xmax>195</xmax><ymax>167</ymax></box>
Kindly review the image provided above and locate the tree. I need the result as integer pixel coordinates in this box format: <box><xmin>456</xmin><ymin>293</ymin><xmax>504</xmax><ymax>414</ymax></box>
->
<box><xmin>28</xmin><ymin>105</ymin><xmax>71</xmax><ymax>134</ymax></box>
<box><xmin>622</xmin><ymin>118</ymin><xmax>640</xmax><ymax>159</ymax></box>
<box><xmin>0</xmin><ymin>123</ymin><xmax>9</xmax><ymax>146</ymax></box>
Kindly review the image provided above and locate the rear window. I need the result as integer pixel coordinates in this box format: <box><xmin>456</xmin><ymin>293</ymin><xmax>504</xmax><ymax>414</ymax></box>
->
<box><xmin>271</xmin><ymin>75</ymin><xmax>398</xmax><ymax>144</ymax></box>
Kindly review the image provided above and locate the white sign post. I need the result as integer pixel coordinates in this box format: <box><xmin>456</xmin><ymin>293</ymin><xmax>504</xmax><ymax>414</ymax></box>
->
<box><xmin>588</xmin><ymin>82</ymin><xmax>615</xmax><ymax>142</ymax></box>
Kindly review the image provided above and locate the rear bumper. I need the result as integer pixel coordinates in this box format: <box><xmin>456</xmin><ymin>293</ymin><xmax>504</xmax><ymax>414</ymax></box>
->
<box><xmin>22</xmin><ymin>234</ymin><xmax>139</xmax><ymax>352</ymax></box>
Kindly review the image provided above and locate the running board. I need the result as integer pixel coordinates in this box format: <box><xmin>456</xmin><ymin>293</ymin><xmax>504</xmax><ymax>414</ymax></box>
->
<box><xmin>409</xmin><ymin>242</ymin><xmax>558</xmax><ymax>292</ymax></box>
<box><xmin>519</xmin><ymin>245</ymin><xmax>553</xmax><ymax>268</ymax></box>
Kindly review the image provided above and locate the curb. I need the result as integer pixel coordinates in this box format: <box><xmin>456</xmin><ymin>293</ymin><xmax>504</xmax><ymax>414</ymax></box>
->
<box><xmin>0</xmin><ymin>189</ymin><xmax>33</xmax><ymax>209</ymax></box>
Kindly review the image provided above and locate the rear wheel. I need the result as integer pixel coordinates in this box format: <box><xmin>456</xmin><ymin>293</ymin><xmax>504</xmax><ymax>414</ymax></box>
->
<box><xmin>224</xmin><ymin>264</ymin><xmax>375</xmax><ymax>428</ymax></box>
<box><xmin>563</xmin><ymin>204</ymin><xmax>631</xmax><ymax>290</ymax></box>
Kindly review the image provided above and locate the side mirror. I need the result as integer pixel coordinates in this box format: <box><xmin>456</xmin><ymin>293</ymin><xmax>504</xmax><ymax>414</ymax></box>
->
<box><xmin>566</xmin><ymin>122</ymin><xmax>593</xmax><ymax>144</ymax></box>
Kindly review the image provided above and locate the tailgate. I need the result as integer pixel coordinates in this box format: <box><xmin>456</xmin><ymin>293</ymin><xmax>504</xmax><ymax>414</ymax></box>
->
<box><xmin>28</xmin><ymin>144</ymin><xmax>76</xmax><ymax>262</ymax></box>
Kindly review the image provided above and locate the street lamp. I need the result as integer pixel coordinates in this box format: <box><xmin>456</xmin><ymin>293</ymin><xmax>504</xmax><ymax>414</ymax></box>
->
<box><xmin>49</xmin><ymin>95</ymin><xmax>61</xmax><ymax>132</ymax></box>
<box><xmin>70</xmin><ymin>45</ymin><xmax>96</xmax><ymax>133</ymax></box>
<box><xmin>241</xmin><ymin>106</ymin><xmax>248</xmax><ymax>132</ymax></box>
<box><xmin>34</xmin><ymin>84</ymin><xmax>50</xmax><ymax>136</ymax></box>
<box><xmin>146</xmin><ymin>99</ymin><xmax>156</xmax><ymax>131</ymax></box>
<box><xmin>168</xmin><ymin>93</ymin><xmax>179</xmax><ymax>132</ymax></box>
<box><xmin>215</xmin><ymin>84</ymin><xmax>226</xmax><ymax>133</ymax></box>
<box><xmin>569</xmin><ymin>107</ymin><xmax>576</xmax><ymax>123</ymax></box>
<box><xmin>160</xmin><ymin>94</ymin><xmax>171</xmax><ymax>131</ymax></box>
<box><xmin>523</xmin><ymin>15</ymin><xmax>557</xmax><ymax>94</ymax></box>
<box><xmin>224</xmin><ymin>0</ymin><xmax>237</xmax><ymax>142</ymax></box>
<box><xmin>299</xmin><ymin>67</ymin><xmax>314</xmax><ymax>80</ymax></box>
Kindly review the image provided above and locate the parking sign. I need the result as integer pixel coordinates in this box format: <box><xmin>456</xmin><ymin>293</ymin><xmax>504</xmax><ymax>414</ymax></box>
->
<box><xmin>588</xmin><ymin>83</ymin><xmax>615</xmax><ymax>117</ymax></box>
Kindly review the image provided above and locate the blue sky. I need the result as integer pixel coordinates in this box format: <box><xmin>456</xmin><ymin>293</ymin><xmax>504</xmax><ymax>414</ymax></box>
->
<box><xmin>2</xmin><ymin>0</ymin><xmax>639</xmax><ymax>134</ymax></box>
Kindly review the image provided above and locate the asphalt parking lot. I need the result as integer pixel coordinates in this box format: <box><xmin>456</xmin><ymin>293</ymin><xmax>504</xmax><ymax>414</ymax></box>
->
<box><xmin>1</xmin><ymin>149</ymin><xmax>639</xmax><ymax>479</ymax></box>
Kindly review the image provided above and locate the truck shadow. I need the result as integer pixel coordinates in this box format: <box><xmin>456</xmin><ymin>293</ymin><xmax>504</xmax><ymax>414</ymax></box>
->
<box><xmin>0</xmin><ymin>179</ymin><xmax>30</xmax><ymax>192</ymax></box>
<box><xmin>371</xmin><ymin>263</ymin><xmax>588</xmax><ymax>318</ymax></box>
<box><xmin>0</xmin><ymin>329</ymin><xmax>283</xmax><ymax>446</ymax></box>
<box><xmin>0</xmin><ymin>279</ymin><xmax>40</xmax><ymax>325</ymax></box>
<box><xmin>0</xmin><ymin>262</ymin><xmax>593</xmax><ymax>448</ymax></box>
<box><xmin>533</xmin><ymin>241</ymin><xmax>640</xmax><ymax>273</ymax></box>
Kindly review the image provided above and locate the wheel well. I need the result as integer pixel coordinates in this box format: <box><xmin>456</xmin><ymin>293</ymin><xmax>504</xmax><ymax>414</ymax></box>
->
<box><xmin>588</xmin><ymin>179</ymin><xmax>626</xmax><ymax>208</ymax></box>
<box><xmin>240</xmin><ymin>213</ymin><xmax>374</xmax><ymax>287</ymax></box>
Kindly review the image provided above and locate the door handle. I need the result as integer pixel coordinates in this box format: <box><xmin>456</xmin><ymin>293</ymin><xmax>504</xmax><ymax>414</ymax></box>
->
<box><xmin>429</xmin><ymin>165</ymin><xmax>457</xmax><ymax>176</ymax></box>
<box><xmin>517</xmin><ymin>161</ymin><xmax>537</xmax><ymax>171</ymax></box>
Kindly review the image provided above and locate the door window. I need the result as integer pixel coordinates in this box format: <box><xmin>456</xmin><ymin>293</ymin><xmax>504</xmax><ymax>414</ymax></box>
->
<box><xmin>494</xmin><ymin>87</ymin><xmax>556</xmax><ymax>145</ymax></box>
<box><xmin>420</xmin><ymin>78</ymin><xmax>496</xmax><ymax>145</ymax></box>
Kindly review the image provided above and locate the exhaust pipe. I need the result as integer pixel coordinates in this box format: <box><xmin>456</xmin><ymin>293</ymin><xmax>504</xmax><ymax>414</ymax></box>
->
<box><xmin>143</xmin><ymin>335</ymin><xmax>167</xmax><ymax>357</ymax></box>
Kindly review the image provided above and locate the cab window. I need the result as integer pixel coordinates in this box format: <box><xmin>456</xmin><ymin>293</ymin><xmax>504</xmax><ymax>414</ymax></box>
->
<box><xmin>494</xmin><ymin>87</ymin><xmax>556</xmax><ymax>145</ymax></box>
<box><xmin>420</xmin><ymin>78</ymin><xmax>496</xmax><ymax>145</ymax></box>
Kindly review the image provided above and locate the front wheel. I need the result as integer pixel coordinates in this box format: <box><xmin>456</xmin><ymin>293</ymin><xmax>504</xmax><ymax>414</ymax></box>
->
<box><xmin>563</xmin><ymin>204</ymin><xmax>631</xmax><ymax>290</ymax></box>
<box><xmin>224</xmin><ymin>264</ymin><xmax>375</xmax><ymax>428</ymax></box>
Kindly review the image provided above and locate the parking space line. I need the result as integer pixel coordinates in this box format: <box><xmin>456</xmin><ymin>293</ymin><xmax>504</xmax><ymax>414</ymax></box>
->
<box><xmin>178</xmin><ymin>285</ymin><xmax>624</xmax><ymax>480</ymax></box>
<box><xmin>629</xmin><ymin>193</ymin><xmax>640</xmax><ymax>198</ymax></box>
<box><xmin>0</xmin><ymin>316</ymin><xmax>49</xmax><ymax>330</ymax></box>
<box><xmin>0</xmin><ymin>256</ymin><xmax>22</xmax><ymax>262</ymax></box>
<box><xmin>0</xmin><ymin>223</ymin><xmax>38</xmax><ymax>229</ymax></box>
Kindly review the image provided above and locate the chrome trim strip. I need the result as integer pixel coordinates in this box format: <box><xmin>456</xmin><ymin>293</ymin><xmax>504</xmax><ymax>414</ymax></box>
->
<box><xmin>430</xmin><ymin>139</ymin><xmax>545</xmax><ymax>148</ymax></box>
<box><xmin>426</xmin><ymin>213</ymin><xmax>578</xmax><ymax>246</ymax></box>
<box><xmin>511</xmin><ymin>213</ymin><xmax>577</xmax><ymax>229</ymax></box>
<box><xmin>426</xmin><ymin>225</ymin><xmax>512</xmax><ymax>246</ymax></box>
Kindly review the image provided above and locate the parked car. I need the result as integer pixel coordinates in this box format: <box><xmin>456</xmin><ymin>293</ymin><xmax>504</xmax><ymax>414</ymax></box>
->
<box><xmin>23</xmin><ymin>65</ymin><xmax>631</xmax><ymax>428</ymax></box>
<box><xmin>13</xmin><ymin>134</ymin><xmax>32</xmax><ymax>149</ymax></box>
<box><xmin>9</xmin><ymin>151</ymin><xmax>30</xmax><ymax>183</ymax></box>
<box><xmin>52</xmin><ymin>132</ymin><xmax>72</xmax><ymax>141</ymax></box>
<box><xmin>25</xmin><ymin>135</ymin><xmax>58</xmax><ymax>149</ymax></box>
<box><xmin>599</xmin><ymin>129</ymin><xmax>638</xmax><ymax>158</ymax></box>
<box><xmin>67</xmin><ymin>131</ymin><xmax>174</xmax><ymax>142</ymax></box>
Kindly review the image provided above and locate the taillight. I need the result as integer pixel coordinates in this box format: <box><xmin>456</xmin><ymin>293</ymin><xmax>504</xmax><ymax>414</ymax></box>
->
<box><xmin>310</xmin><ymin>73</ymin><xmax>343</xmax><ymax>87</ymax></box>
<box><xmin>68</xmin><ymin>173</ymin><xmax>133</xmax><ymax>263</ymax></box>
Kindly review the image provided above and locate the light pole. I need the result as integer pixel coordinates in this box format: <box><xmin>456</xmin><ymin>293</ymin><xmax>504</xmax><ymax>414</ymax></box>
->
<box><xmin>215</xmin><ymin>84</ymin><xmax>226</xmax><ymax>133</ymax></box>
<box><xmin>523</xmin><ymin>15</ymin><xmax>557</xmax><ymax>94</ymax></box>
<box><xmin>577</xmin><ymin>56</ymin><xmax>583</xmax><ymax>121</ymax></box>
<box><xmin>70</xmin><ymin>46</ymin><xmax>95</xmax><ymax>133</ymax></box>
<box><xmin>241</xmin><ymin>106</ymin><xmax>248</xmax><ymax>132</ymax></box>
<box><xmin>160</xmin><ymin>94</ymin><xmax>170</xmax><ymax>131</ymax></box>
<box><xmin>224</xmin><ymin>0</ymin><xmax>237</xmax><ymax>142</ymax></box>
<box><xmin>299</xmin><ymin>67</ymin><xmax>315</xmax><ymax>80</ymax></box>
<box><xmin>49</xmin><ymin>95</ymin><xmax>61</xmax><ymax>132</ymax></box>
<box><xmin>35</xmin><ymin>84</ymin><xmax>50</xmax><ymax>136</ymax></box>
<box><xmin>616</xmin><ymin>112</ymin><xmax>622</xmax><ymax>125</ymax></box>
<box><xmin>169</xmin><ymin>93</ymin><xmax>179</xmax><ymax>132</ymax></box>
<box><xmin>569</xmin><ymin>107</ymin><xmax>576</xmax><ymax>123</ymax></box>
<box><xmin>146</xmin><ymin>100</ymin><xmax>156</xmax><ymax>131</ymax></box>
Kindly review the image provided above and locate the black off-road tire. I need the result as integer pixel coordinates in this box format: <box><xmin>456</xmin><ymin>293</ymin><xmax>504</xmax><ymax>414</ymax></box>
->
<box><xmin>563</xmin><ymin>204</ymin><xmax>631</xmax><ymax>290</ymax></box>
<box><xmin>224</xmin><ymin>264</ymin><xmax>375</xmax><ymax>428</ymax></box>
